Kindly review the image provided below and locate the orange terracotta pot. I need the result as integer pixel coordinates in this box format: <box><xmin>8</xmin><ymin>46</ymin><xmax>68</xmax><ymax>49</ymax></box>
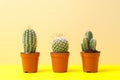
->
<box><xmin>50</xmin><ymin>52</ymin><xmax>69</xmax><ymax>72</ymax></box>
<box><xmin>21</xmin><ymin>52</ymin><xmax>40</xmax><ymax>73</ymax></box>
<box><xmin>81</xmin><ymin>52</ymin><xmax>100</xmax><ymax>73</ymax></box>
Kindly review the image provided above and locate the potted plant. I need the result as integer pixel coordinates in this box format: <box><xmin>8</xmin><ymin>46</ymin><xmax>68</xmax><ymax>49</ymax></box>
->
<box><xmin>21</xmin><ymin>28</ymin><xmax>40</xmax><ymax>73</ymax></box>
<box><xmin>81</xmin><ymin>31</ymin><xmax>100</xmax><ymax>73</ymax></box>
<box><xmin>50</xmin><ymin>36</ymin><xmax>70</xmax><ymax>72</ymax></box>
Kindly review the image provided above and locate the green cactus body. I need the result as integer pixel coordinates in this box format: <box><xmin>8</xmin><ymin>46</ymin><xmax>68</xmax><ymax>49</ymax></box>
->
<box><xmin>90</xmin><ymin>39</ymin><xmax>96</xmax><ymax>51</ymax></box>
<box><xmin>52</xmin><ymin>37</ymin><xmax>69</xmax><ymax>53</ymax></box>
<box><xmin>82</xmin><ymin>38</ymin><xmax>89</xmax><ymax>51</ymax></box>
<box><xmin>23</xmin><ymin>29</ymin><xmax>36</xmax><ymax>53</ymax></box>
<box><xmin>85</xmin><ymin>31</ymin><xmax>93</xmax><ymax>41</ymax></box>
<box><xmin>81</xmin><ymin>31</ymin><xmax>97</xmax><ymax>52</ymax></box>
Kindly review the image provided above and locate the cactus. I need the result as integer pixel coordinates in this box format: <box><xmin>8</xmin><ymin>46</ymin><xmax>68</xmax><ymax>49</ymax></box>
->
<box><xmin>85</xmin><ymin>31</ymin><xmax>93</xmax><ymax>41</ymax></box>
<box><xmin>52</xmin><ymin>37</ymin><xmax>69</xmax><ymax>53</ymax></box>
<box><xmin>23</xmin><ymin>28</ymin><xmax>37</xmax><ymax>53</ymax></box>
<box><xmin>81</xmin><ymin>31</ymin><xmax>97</xmax><ymax>52</ymax></box>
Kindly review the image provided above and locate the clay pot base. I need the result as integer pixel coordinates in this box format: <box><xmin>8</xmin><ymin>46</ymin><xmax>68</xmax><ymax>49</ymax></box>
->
<box><xmin>85</xmin><ymin>70</ymin><xmax>98</xmax><ymax>73</ymax></box>
<box><xmin>81</xmin><ymin>52</ymin><xmax>100</xmax><ymax>73</ymax></box>
<box><xmin>50</xmin><ymin>52</ymin><xmax>69</xmax><ymax>73</ymax></box>
<box><xmin>23</xmin><ymin>69</ymin><xmax>37</xmax><ymax>73</ymax></box>
<box><xmin>21</xmin><ymin>52</ymin><xmax>40</xmax><ymax>73</ymax></box>
<box><xmin>24</xmin><ymin>71</ymin><xmax>37</xmax><ymax>73</ymax></box>
<box><xmin>54</xmin><ymin>71</ymin><xmax>67</xmax><ymax>73</ymax></box>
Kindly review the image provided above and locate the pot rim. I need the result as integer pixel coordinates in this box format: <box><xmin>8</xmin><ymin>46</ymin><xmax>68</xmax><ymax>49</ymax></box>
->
<box><xmin>21</xmin><ymin>52</ymin><xmax>40</xmax><ymax>54</ymax></box>
<box><xmin>50</xmin><ymin>52</ymin><xmax>69</xmax><ymax>54</ymax></box>
<box><xmin>81</xmin><ymin>51</ymin><xmax>100</xmax><ymax>54</ymax></box>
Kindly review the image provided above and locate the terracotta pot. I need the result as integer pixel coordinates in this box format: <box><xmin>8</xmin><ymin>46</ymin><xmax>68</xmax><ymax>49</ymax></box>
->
<box><xmin>21</xmin><ymin>52</ymin><xmax>40</xmax><ymax>73</ymax></box>
<box><xmin>50</xmin><ymin>52</ymin><xmax>69</xmax><ymax>72</ymax></box>
<box><xmin>81</xmin><ymin>52</ymin><xmax>100</xmax><ymax>73</ymax></box>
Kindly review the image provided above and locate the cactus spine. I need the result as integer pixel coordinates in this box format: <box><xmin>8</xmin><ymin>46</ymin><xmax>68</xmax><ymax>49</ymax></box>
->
<box><xmin>81</xmin><ymin>31</ymin><xmax>97</xmax><ymax>52</ymax></box>
<box><xmin>52</xmin><ymin>37</ymin><xmax>69</xmax><ymax>53</ymax></box>
<box><xmin>23</xmin><ymin>29</ymin><xmax>37</xmax><ymax>53</ymax></box>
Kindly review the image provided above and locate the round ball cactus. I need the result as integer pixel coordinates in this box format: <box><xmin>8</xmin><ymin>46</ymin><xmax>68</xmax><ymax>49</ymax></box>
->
<box><xmin>52</xmin><ymin>37</ymin><xmax>69</xmax><ymax>53</ymax></box>
<box><xmin>23</xmin><ymin>29</ymin><xmax>37</xmax><ymax>53</ymax></box>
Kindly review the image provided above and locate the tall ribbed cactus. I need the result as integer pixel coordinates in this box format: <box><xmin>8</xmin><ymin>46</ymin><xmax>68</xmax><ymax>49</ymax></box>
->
<box><xmin>81</xmin><ymin>31</ymin><xmax>97</xmax><ymax>52</ymax></box>
<box><xmin>23</xmin><ymin>29</ymin><xmax>37</xmax><ymax>53</ymax></box>
<box><xmin>52</xmin><ymin>37</ymin><xmax>69</xmax><ymax>53</ymax></box>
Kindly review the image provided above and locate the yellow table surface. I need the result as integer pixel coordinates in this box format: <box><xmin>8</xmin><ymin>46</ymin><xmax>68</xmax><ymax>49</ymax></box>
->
<box><xmin>0</xmin><ymin>65</ymin><xmax>120</xmax><ymax>80</ymax></box>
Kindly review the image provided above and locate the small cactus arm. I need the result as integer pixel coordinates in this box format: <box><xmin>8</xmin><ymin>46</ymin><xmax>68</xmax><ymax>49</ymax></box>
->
<box><xmin>81</xmin><ymin>38</ymin><xmax>89</xmax><ymax>52</ymax></box>
<box><xmin>90</xmin><ymin>39</ymin><xmax>96</xmax><ymax>51</ymax></box>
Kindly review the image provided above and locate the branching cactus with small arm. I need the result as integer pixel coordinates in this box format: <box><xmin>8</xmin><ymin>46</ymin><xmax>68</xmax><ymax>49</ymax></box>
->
<box><xmin>81</xmin><ymin>31</ymin><xmax>98</xmax><ymax>52</ymax></box>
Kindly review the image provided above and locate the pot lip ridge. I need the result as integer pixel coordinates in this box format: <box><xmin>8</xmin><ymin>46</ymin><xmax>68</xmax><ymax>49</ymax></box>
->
<box><xmin>80</xmin><ymin>51</ymin><xmax>100</xmax><ymax>54</ymax></box>
<box><xmin>50</xmin><ymin>52</ymin><xmax>69</xmax><ymax>54</ymax></box>
<box><xmin>21</xmin><ymin>52</ymin><xmax>40</xmax><ymax>54</ymax></box>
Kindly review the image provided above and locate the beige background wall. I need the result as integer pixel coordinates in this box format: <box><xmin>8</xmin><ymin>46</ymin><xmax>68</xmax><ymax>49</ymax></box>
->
<box><xmin>0</xmin><ymin>0</ymin><xmax>120</xmax><ymax>64</ymax></box>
